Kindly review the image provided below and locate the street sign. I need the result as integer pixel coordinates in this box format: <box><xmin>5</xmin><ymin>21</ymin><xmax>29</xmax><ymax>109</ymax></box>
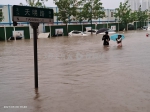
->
<box><xmin>12</xmin><ymin>5</ymin><xmax>54</xmax><ymax>23</ymax></box>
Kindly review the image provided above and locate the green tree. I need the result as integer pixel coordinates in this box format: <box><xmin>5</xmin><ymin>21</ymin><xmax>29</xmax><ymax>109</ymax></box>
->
<box><xmin>54</xmin><ymin>0</ymin><xmax>79</xmax><ymax>36</ymax></box>
<box><xmin>135</xmin><ymin>5</ymin><xmax>149</xmax><ymax>28</ymax></box>
<box><xmin>20</xmin><ymin>0</ymin><xmax>48</xmax><ymax>8</ymax></box>
<box><xmin>0</xmin><ymin>9</ymin><xmax>4</xmax><ymax>22</ymax></box>
<box><xmin>78</xmin><ymin>0</ymin><xmax>105</xmax><ymax>33</ymax></box>
<box><xmin>130</xmin><ymin>11</ymin><xmax>137</xmax><ymax>22</ymax></box>
<box><xmin>79</xmin><ymin>0</ymin><xmax>105</xmax><ymax>21</ymax></box>
<box><xmin>75</xmin><ymin>8</ymin><xmax>85</xmax><ymax>24</ymax></box>
<box><xmin>74</xmin><ymin>8</ymin><xmax>86</xmax><ymax>31</ymax></box>
<box><xmin>71</xmin><ymin>1</ymin><xmax>85</xmax><ymax>24</ymax></box>
<box><xmin>114</xmin><ymin>0</ymin><xmax>136</xmax><ymax>31</ymax></box>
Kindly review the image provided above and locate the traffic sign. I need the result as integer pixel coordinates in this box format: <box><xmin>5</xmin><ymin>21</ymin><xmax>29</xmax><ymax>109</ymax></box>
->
<box><xmin>12</xmin><ymin>5</ymin><xmax>54</xmax><ymax>23</ymax></box>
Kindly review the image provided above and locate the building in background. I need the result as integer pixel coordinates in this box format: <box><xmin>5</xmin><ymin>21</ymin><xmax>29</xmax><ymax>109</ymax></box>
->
<box><xmin>0</xmin><ymin>5</ymin><xmax>116</xmax><ymax>26</ymax></box>
<box><xmin>125</xmin><ymin>0</ymin><xmax>141</xmax><ymax>11</ymax></box>
<box><xmin>141</xmin><ymin>0</ymin><xmax>150</xmax><ymax>11</ymax></box>
<box><xmin>0</xmin><ymin>5</ymin><xmax>2</xmax><ymax>20</ymax></box>
<box><xmin>0</xmin><ymin>4</ymin><xmax>117</xmax><ymax>36</ymax></box>
<box><xmin>124</xmin><ymin>0</ymin><xmax>150</xmax><ymax>11</ymax></box>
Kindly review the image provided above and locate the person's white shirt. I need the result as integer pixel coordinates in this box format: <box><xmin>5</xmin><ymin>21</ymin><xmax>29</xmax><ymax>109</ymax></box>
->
<box><xmin>117</xmin><ymin>38</ymin><xmax>122</xmax><ymax>42</ymax></box>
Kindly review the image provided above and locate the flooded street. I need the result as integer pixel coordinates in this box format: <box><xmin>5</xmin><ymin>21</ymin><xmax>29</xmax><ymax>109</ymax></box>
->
<box><xmin>1</xmin><ymin>30</ymin><xmax>150</xmax><ymax>112</ymax></box>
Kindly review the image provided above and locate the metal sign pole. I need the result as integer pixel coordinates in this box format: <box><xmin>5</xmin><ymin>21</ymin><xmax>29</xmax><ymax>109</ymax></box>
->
<box><xmin>13</xmin><ymin>26</ymin><xmax>16</xmax><ymax>41</ymax></box>
<box><xmin>49</xmin><ymin>24</ymin><xmax>51</xmax><ymax>38</ymax></box>
<box><xmin>30</xmin><ymin>22</ymin><xmax>39</xmax><ymax>88</ymax></box>
<box><xmin>82</xmin><ymin>23</ymin><xmax>83</xmax><ymax>32</ymax></box>
<box><xmin>118</xmin><ymin>22</ymin><xmax>119</xmax><ymax>32</ymax></box>
<box><xmin>12</xmin><ymin>5</ymin><xmax>54</xmax><ymax>89</ymax></box>
<box><xmin>4</xmin><ymin>26</ymin><xmax>7</xmax><ymax>41</ymax></box>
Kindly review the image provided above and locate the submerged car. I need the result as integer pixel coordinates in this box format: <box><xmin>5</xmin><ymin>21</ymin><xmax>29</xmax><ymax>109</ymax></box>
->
<box><xmin>128</xmin><ymin>24</ymin><xmax>134</xmax><ymax>30</ymax></box>
<box><xmin>98</xmin><ymin>29</ymin><xmax>116</xmax><ymax>35</ymax></box>
<box><xmin>143</xmin><ymin>26</ymin><xmax>148</xmax><ymax>30</ymax></box>
<box><xmin>84</xmin><ymin>29</ymin><xmax>98</xmax><ymax>34</ymax></box>
<box><xmin>8</xmin><ymin>36</ymin><xmax>22</xmax><ymax>40</ymax></box>
<box><xmin>68</xmin><ymin>30</ymin><xmax>88</xmax><ymax>36</ymax></box>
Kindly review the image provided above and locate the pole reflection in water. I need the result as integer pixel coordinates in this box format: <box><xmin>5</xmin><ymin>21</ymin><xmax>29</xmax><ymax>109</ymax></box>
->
<box><xmin>34</xmin><ymin>89</ymin><xmax>40</xmax><ymax>100</ymax></box>
<box><xmin>33</xmin><ymin>89</ymin><xmax>42</xmax><ymax>111</ymax></box>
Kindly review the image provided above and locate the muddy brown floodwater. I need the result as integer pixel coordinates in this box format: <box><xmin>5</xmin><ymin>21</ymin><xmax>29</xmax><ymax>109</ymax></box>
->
<box><xmin>0</xmin><ymin>30</ymin><xmax>150</xmax><ymax>112</ymax></box>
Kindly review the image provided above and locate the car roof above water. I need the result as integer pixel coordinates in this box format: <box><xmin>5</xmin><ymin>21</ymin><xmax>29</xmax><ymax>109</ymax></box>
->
<box><xmin>72</xmin><ymin>30</ymin><xmax>82</xmax><ymax>33</ymax></box>
<box><xmin>143</xmin><ymin>26</ymin><xmax>148</xmax><ymax>28</ymax></box>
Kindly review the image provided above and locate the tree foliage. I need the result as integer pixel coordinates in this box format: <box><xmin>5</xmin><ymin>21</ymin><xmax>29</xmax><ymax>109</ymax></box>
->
<box><xmin>77</xmin><ymin>0</ymin><xmax>105</xmax><ymax>22</ymax></box>
<box><xmin>20</xmin><ymin>0</ymin><xmax>48</xmax><ymax>8</ymax></box>
<box><xmin>54</xmin><ymin>0</ymin><xmax>79</xmax><ymax>35</ymax></box>
<box><xmin>114</xmin><ymin>0</ymin><xmax>149</xmax><ymax>30</ymax></box>
<box><xmin>114</xmin><ymin>0</ymin><xmax>136</xmax><ymax>30</ymax></box>
<box><xmin>114</xmin><ymin>0</ymin><xmax>137</xmax><ymax>30</ymax></box>
<box><xmin>0</xmin><ymin>9</ymin><xmax>4</xmax><ymax>22</ymax></box>
<box><xmin>54</xmin><ymin>0</ymin><xmax>78</xmax><ymax>24</ymax></box>
<box><xmin>75</xmin><ymin>7</ymin><xmax>85</xmax><ymax>23</ymax></box>
<box><xmin>135</xmin><ymin>5</ymin><xmax>149</xmax><ymax>27</ymax></box>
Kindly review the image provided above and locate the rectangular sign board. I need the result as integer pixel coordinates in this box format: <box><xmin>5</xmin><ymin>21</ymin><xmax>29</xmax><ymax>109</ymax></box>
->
<box><xmin>12</xmin><ymin>5</ymin><xmax>54</xmax><ymax>23</ymax></box>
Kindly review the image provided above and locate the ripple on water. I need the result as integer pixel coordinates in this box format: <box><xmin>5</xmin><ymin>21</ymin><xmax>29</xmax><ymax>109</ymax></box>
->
<box><xmin>1</xmin><ymin>31</ymin><xmax>150</xmax><ymax>112</ymax></box>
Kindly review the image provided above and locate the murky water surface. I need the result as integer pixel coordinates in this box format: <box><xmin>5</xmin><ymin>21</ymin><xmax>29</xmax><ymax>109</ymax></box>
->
<box><xmin>0</xmin><ymin>31</ymin><xmax>150</xmax><ymax>112</ymax></box>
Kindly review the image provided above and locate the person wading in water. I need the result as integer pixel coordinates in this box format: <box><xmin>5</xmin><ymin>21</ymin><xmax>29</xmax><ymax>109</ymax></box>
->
<box><xmin>102</xmin><ymin>31</ymin><xmax>110</xmax><ymax>46</ymax></box>
<box><xmin>116</xmin><ymin>35</ymin><xmax>122</xmax><ymax>47</ymax></box>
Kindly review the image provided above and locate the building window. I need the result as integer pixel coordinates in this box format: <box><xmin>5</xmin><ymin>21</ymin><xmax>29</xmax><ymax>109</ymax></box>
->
<box><xmin>0</xmin><ymin>8</ymin><xmax>2</xmax><ymax>19</ymax></box>
<box><xmin>111</xmin><ymin>12</ymin><xmax>113</xmax><ymax>17</ymax></box>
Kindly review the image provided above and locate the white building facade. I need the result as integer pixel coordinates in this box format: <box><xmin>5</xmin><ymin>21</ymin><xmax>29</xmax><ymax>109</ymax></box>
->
<box><xmin>125</xmin><ymin>0</ymin><xmax>150</xmax><ymax>11</ymax></box>
<box><xmin>141</xmin><ymin>0</ymin><xmax>150</xmax><ymax>11</ymax></box>
<box><xmin>125</xmin><ymin>0</ymin><xmax>141</xmax><ymax>11</ymax></box>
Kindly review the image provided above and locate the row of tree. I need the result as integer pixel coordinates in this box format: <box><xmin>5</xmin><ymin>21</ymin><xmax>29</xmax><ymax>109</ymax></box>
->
<box><xmin>0</xmin><ymin>0</ymin><xmax>149</xmax><ymax>31</ymax></box>
<box><xmin>54</xmin><ymin>0</ymin><xmax>149</xmax><ymax>31</ymax></box>
<box><xmin>114</xmin><ymin>1</ymin><xmax>149</xmax><ymax>30</ymax></box>
<box><xmin>20</xmin><ymin>0</ymin><xmax>48</xmax><ymax>8</ymax></box>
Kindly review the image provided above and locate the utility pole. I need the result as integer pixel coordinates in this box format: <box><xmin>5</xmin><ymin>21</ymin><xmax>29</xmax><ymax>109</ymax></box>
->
<box><xmin>148</xmin><ymin>5</ymin><xmax>150</xmax><ymax>26</ymax></box>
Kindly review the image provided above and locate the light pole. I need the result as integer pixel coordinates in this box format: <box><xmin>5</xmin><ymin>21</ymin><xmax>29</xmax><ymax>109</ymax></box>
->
<box><xmin>132</xmin><ymin>21</ymin><xmax>138</xmax><ymax>30</ymax></box>
<box><xmin>115</xmin><ymin>18</ymin><xmax>119</xmax><ymax>32</ymax></box>
<box><xmin>65</xmin><ymin>19</ymin><xmax>69</xmax><ymax>36</ymax></box>
<box><xmin>89</xmin><ymin>0</ymin><xmax>95</xmax><ymax>35</ymax></box>
<box><xmin>148</xmin><ymin>6</ymin><xmax>150</xmax><ymax>26</ymax></box>
<box><xmin>91</xmin><ymin>5</ymin><xmax>93</xmax><ymax>35</ymax></box>
<box><xmin>139</xmin><ymin>5</ymin><xmax>142</xmax><ymax>28</ymax></box>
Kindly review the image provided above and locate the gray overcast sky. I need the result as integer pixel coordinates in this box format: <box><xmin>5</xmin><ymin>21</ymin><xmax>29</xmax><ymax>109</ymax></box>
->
<box><xmin>1</xmin><ymin>0</ymin><xmax>124</xmax><ymax>9</ymax></box>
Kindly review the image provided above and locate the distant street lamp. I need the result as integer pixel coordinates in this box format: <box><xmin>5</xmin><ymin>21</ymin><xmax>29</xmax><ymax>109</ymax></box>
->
<box><xmin>132</xmin><ymin>21</ymin><xmax>138</xmax><ymax>30</ymax></box>
<box><xmin>66</xmin><ymin>18</ymin><xmax>69</xmax><ymax>36</ymax></box>
<box><xmin>115</xmin><ymin>18</ymin><xmax>119</xmax><ymax>32</ymax></box>
<box><xmin>91</xmin><ymin>6</ymin><xmax>93</xmax><ymax>35</ymax></box>
<box><xmin>148</xmin><ymin>6</ymin><xmax>150</xmax><ymax>26</ymax></box>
